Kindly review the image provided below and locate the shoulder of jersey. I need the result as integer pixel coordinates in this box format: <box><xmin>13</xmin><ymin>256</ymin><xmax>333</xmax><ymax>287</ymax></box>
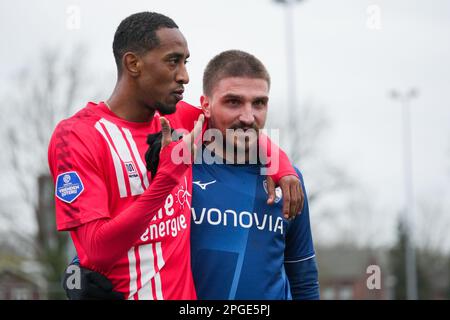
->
<box><xmin>177</xmin><ymin>101</ymin><xmax>201</xmax><ymax>110</ymax></box>
<box><xmin>54</xmin><ymin>103</ymin><xmax>103</xmax><ymax>138</ymax></box>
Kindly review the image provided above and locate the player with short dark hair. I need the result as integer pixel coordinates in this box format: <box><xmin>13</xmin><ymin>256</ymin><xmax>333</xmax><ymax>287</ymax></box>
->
<box><xmin>113</xmin><ymin>12</ymin><xmax>179</xmax><ymax>76</ymax></box>
<box><xmin>202</xmin><ymin>49</ymin><xmax>271</xmax><ymax>96</ymax></box>
<box><xmin>49</xmin><ymin>11</ymin><xmax>203</xmax><ymax>299</ymax></box>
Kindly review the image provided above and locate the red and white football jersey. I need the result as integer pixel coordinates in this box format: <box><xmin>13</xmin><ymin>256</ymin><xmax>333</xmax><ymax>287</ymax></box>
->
<box><xmin>48</xmin><ymin>101</ymin><xmax>201</xmax><ymax>300</ymax></box>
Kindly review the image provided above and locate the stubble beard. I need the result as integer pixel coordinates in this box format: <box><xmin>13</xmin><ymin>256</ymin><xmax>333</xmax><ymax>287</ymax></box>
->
<box><xmin>155</xmin><ymin>101</ymin><xmax>177</xmax><ymax>115</ymax></box>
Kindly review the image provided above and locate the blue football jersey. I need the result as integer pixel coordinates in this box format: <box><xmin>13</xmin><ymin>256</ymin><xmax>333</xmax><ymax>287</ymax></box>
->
<box><xmin>190</xmin><ymin>162</ymin><xmax>316</xmax><ymax>300</ymax></box>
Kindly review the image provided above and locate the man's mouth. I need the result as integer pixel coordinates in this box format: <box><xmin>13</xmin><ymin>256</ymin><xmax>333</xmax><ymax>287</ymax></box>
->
<box><xmin>171</xmin><ymin>88</ymin><xmax>184</xmax><ymax>101</ymax></box>
<box><xmin>229</xmin><ymin>126</ymin><xmax>259</xmax><ymax>132</ymax></box>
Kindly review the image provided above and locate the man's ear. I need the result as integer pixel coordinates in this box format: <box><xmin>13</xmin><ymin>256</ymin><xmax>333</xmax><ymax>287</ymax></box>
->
<box><xmin>200</xmin><ymin>95</ymin><xmax>211</xmax><ymax>118</ymax></box>
<box><xmin>122</xmin><ymin>52</ymin><xmax>140</xmax><ymax>77</ymax></box>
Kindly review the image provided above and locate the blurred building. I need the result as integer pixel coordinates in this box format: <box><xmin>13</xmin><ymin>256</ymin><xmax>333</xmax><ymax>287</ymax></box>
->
<box><xmin>0</xmin><ymin>240</ymin><xmax>47</xmax><ymax>299</ymax></box>
<box><xmin>316</xmin><ymin>245</ymin><xmax>394</xmax><ymax>300</ymax></box>
<box><xmin>0</xmin><ymin>269</ymin><xmax>44</xmax><ymax>300</ymax></box>
<box><xmin>416</xmin><ymin>250</ymin><xmax>450</xmax><ymax>300</ymax></box>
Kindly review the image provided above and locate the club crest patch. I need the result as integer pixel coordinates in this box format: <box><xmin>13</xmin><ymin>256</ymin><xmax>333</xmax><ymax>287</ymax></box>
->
<box><xmin>55</xmin><ymin>171</ymin><xmax>84</xmax><ymax>203</ymax></box>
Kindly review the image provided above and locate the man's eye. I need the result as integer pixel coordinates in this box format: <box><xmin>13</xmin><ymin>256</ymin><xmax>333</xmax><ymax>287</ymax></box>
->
<box><xmin>228</xmin><ymin>99</ymin><xmax>240</xmax><ymax>105</ymax></box>
<box><xmin>253</xmin><ymin>100</ymin><xmax>267</xmax><ymax>107</ymax></box>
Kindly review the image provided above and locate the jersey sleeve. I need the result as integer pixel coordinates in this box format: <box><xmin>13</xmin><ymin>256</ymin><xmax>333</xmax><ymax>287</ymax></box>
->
<box><xmin>48</xmin><ymin>122</ymin><xmax>110</xmax><ymax>231</ymax></box>
<box><xmin>70</xmin><ymin>141</ymin><xmax>191</xmax><ymax>271</ymax></box>
<box><xmin>258</xmin><ymin>133</ymin><xmax>299</xmax><ymax>183</ymax></box>
<box><xmin>284</xmin><ymin>168</ymin><xmax>315</xmax><ymax>261</ymax></box>
<box><xmin>284</xmin><ymin>168</ymin><xmax>319</xmax><ymax>299</ymax></box>
<box><xmin>285</xmin><ymin>257</ymin><xmax>320</xmax><ymax>300</ymax></box>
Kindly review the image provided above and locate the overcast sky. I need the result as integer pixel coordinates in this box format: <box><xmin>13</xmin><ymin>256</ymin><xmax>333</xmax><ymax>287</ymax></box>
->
<box><xmin>1</xmin><ymin>0</ymin><xmax>449</xmax><ymax>250</ymax></box>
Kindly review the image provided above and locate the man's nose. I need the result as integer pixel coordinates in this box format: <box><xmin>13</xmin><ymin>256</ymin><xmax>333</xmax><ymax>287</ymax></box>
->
<box><xmin>176</xmin><ymin>63</ymin><xmax>189</xmax><ymax>84</ymax></box>
<box><xmin>238</xmin><ymin>104</ymin><xmax>255</xmax><ymax>126</ymax></box>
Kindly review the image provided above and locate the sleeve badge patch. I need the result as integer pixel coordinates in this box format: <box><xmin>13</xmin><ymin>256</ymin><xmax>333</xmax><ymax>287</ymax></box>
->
<box><xmin>55</xmin><ymin>171</ymin><xmax>84</xmax><ymax>203</ymax></box>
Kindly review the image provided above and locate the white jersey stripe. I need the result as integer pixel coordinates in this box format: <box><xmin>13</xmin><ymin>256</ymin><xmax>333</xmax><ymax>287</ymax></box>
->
<box><xmin>99</xmin><ymin>118</ymin><xmax>144</xmax><ymax>196</ymax></box>
<box><xmin>122</xmin><ymin>127</ymin><xmax>150</xmax><ymax>189</ymax></box>
<box><xmin>154</xmin><ymin>272</ymin><xmax>164</xmax><ymax>300</ymax></box>
<box><xmin>127</xmin><ymin>247</ymin><xmax>137</xmax><ymax>299</ymax></box>
<box><xmin>154</xmin><ymin>242</ymin><xmax>165</xmax><ymax>300</ymax></box>
<box><xmin>95</xmin><ymin>122</ymin><xmax>127</xmax><ymax>197</ymax></box>
<box><xmin>155</xmin><ymin>242</ymin><xmax>165</xmax><ymax>271</ymax></box>
<box><xmin>138</xmin><ymin>244</ymin><xmax>156</xmax><ymax>300</ymax></box>
<box><xmin>284</xmin><ymin>254</ymin><xmax>316</xmax><ymax>263</ymax></box>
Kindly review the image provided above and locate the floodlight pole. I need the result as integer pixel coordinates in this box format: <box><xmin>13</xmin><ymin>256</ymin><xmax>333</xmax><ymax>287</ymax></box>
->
<box><xmin>390</xmin><ymin>88</ymin><xmax>419</xmax><ymax>300</ymax></box>
<box><xmin>273</xmin><ymin>0</ymin><xmax>304</xmax><ymax>159</ymax></box>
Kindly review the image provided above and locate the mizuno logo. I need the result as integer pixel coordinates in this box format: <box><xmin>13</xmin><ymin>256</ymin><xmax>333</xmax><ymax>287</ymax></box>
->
<box><xmin>193</xmin><ymin>180</ymin><xmax>216</xmax><ymax>190</ymax></box>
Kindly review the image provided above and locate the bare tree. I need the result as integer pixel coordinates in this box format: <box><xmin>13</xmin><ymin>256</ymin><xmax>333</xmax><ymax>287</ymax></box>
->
<box><xmin>416</xmin><ymin>200</ymin><xmax>450</xmax><ymax>255</ymax></box>
<box><xmin>391</xmin><ymin>211</ymin><xmax>450</xmax><ymax>299</ymax></box>
<box><xmin>5</xmin><ymin>45</ymin><xmax>87</xmax><ymax>197</ymax></box>
<box><xmin>1</xmin><ymin>45</ymin><xmax>89</xmax><ymax>298</ymax></box>
<box><xmin>268</xmin><ymin>99</ymin><xmax>360</xmax><ymax>246</ymax></box>
<box><xmin>269</xmin><ymin>99</ymin><xmax>353</xmax><ymax>192</ymax></box>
